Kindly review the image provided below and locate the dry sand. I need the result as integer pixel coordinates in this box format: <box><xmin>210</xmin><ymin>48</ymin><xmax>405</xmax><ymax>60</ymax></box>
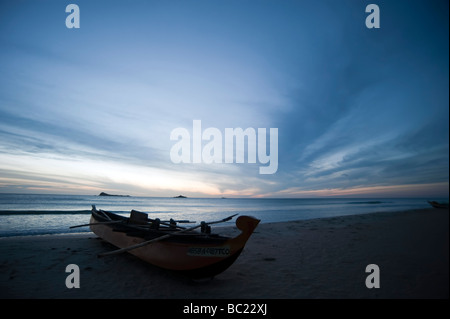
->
<box><xmin>0</xmin><ymin>208</ymin><xmax>448</xmax><ymax>299</ymax></box>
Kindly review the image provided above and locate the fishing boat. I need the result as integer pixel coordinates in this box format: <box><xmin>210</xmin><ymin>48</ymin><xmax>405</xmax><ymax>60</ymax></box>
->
<box><xmin>80</xmin><ymin>206</ymin><xmax>260</xmax><ymax>278</ymax></box>
<box><xmin>428</xmin><ymin>201</ymin><xmax>449</xmax><ymax>209</ymax></box>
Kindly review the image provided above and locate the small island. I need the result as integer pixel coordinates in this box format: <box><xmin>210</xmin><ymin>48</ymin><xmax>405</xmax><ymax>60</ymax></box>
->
<box><xmin>173</xmin><ymin>195</ymin><xmax>187</xmax><ymax>198</ymax></box>
<box><xmin>98</xmin><ymin>192</ymin><xmax>130</xmax><ymax>197</ymax></box>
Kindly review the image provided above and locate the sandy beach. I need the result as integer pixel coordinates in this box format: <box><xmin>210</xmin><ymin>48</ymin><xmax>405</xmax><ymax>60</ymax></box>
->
<box><xmin>0</xmin><ymin>208</ymin><xmax>448</xmax><ymax>299</ymax></box>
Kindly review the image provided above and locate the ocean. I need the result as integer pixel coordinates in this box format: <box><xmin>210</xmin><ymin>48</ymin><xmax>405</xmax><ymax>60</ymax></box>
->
<box><xmin>0</xmin><ymin>193</ymin><xmax>444</xmax><ymax>237</ymax></box>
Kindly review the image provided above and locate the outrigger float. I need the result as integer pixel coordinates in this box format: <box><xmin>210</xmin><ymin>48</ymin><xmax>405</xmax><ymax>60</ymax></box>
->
<box><xmin>71</xmin><ymin>206</ymin><xmax>260</xmax><ymax>278</ymax></box>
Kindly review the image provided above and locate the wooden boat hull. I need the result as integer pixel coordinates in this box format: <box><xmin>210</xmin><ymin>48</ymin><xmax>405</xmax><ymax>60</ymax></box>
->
<box><xmin>90</xmin><ymin>209</ymin><xmax>260</xmax><ymax>278</ymax></box>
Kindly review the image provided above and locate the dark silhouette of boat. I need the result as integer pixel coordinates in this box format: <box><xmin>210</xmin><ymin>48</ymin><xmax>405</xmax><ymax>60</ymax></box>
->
<box><xmin>81</xmin><ymin>206</ymin><xmax>260</xmax><ymax>278</ymax></box>
<box><xmin>428</xmin><ymin>201</ymin><xmax>449</xmax><ymax>209</ymax></box>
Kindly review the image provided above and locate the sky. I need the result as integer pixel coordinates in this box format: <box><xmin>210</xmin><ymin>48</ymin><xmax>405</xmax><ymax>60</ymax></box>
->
<box><xmin>0</xmin><ymin>0</ymin><xmax>448</xmax><ymax>198</ymax></box>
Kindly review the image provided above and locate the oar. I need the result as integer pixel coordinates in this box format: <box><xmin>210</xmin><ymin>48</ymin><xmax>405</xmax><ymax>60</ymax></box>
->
<box><xmin>98</xmin><ymin>213</ymin><xmax>238</xmax><ymax>257</ymax></box>
<box><xmin>206</xmin><ymin>213</ymin><xmax>237</xmax><ymax>224</ymax></box>
<box><xmin>70</xmin><ymin>220</ymin><xmax>123</xmax><ymax>229</ymax></box>
<box><xmin>98</xmin><ymin>224</ymin><xmax>202</xmax><ymax>257</ymax></box>
<box><xmin>161</xmin><ymin>220</ymin><xmax>195</xmax><ymax>224</ymax></box>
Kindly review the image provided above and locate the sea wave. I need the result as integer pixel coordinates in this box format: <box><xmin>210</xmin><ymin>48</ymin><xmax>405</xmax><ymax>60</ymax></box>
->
<box><xmin>346</xmin><ymin>201</ymin><xmax>387</xmax><ymax>205</ymax></box>
<box><xmin>0</xmin><ymin>210</ymin><xmax>92</xmax><ymax>215</ymax></box>
<box><xmin>0</xmin><ymin>195</ymin><xmax>437</xmax><ymax>237</ymax></box>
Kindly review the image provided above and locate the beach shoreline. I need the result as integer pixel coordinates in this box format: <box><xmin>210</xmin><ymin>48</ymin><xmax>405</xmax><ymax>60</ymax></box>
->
<box><xmin>1</xmin><ymin>208</ymin><xmax>448</xmax><ymax>299</ymax></box>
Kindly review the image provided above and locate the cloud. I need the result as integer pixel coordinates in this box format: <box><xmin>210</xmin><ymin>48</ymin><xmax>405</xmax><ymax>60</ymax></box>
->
<box><xmin>0</xmin><ymin>0</ymin><xmax>448</xmax><ymax>197</ymax></box>
<box><xmin>271</xmin><ymin>182</ymin><xmax>449</xmax><ymax>198</ymax></box>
